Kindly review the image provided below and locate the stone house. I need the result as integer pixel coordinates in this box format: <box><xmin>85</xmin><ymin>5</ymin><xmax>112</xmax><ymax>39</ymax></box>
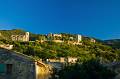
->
<box><xmin>0</xmin><ymin>48</ymin><xmax>50</xmax><ymax>79</ymax></box>
<box><xmin>76</xmin><ymin>34</ymin><xmax>82</xmax><ymax>43</ymax></box>
<box><xmin>90</xmin><ymin>38</ymin><xmax>96</xmax><ymax>43</ymax></box>
<box><xmin>47</xmin><ymin>33</ymin><xmax>62</xmax><ymax>37</ymax></box>
<box><xmin>11</xmin><ymin>32</ymin><xmax>29</xmax><ymax>42</ymax></box>
<box><xmin>47</xmin><ymin>57</ymin><xmax>78</xmax><ymax>63</ymax></box>
<box><xmin>0</xmin><ymin>44</ymin><xmax>13</xmax><ymax>50</ymax></box>
<box><xmin>53</xmin><ymin>34</ymin><xmax>62</xmax><ymax>37</ymax></box>
<box><xmin>47</xmin><ymin>57</ymin><xmax>65</xmax><ymax>63</ymax></box>
<box><xmin>52</xmin><ymin>40</ymin><xmax>64</xmax><ymax>43</ymax></box>
<box><xmin>67</xmin><ymin>57</ymin><xmax>78</xmax><ymax>63</ymax></box>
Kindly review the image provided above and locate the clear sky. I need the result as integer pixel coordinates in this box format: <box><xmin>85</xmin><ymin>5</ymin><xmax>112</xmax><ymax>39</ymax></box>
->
<box><xmin>0</xmin><ymin>0</ymin><xmax>120</xmax><ymax>40</ymax></box>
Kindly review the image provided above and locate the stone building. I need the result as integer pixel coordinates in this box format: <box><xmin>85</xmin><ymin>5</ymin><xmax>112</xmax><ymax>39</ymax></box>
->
<box><xmin>0</xmin><ymin>33</ymin><xmax>2</xmax><ymax>36</ymax></box>
<box><xmin>76</xmin><ymin>34</ymin><xmax>82</xmax><ymax>43</ymax></box>
<box><xmin>90</xmin><ymin>38</ymin><xmax>96</xmax><ymax>43</ymax></box>
<box><xmin>67</xmin><ymin>34</ymin><xmax>82</xmax><ymax>45</ymax></box>
<box><xmin>47</xmin><ymin>33</ymin><xmax>62</xmax><ymax>37</ymax></box>
<box><xmin>67</xmin><ymin>57</ymin><xmax>78</xmax><ymax>63</ymax></box>
<box><xmin>0</xmin><ymin>48</ymin><xmax>50</xmax><ymax>79</ymax></box>
<box><xmin>0</xmin><ymin>44</ymin><xmax>13</xmax><ymax>50</ymax></box>
<box><xmin>52</xmin><ymin>40</ymin><xmax>64</xmax><ymax>43</ymax></box>
<box><xmin>11</xmin><ymin>32</ymin><xmax>29</xmax><ymax>42</ymax></box>
<box><xmin>47</xmin><ymin>57</ymin><xmax>78</xmax><ymax>63</ymax></box>
<box><xmin>53</xmin><ymin>34</ymin><xmax>62</xmax><ymax>37</ymax></box>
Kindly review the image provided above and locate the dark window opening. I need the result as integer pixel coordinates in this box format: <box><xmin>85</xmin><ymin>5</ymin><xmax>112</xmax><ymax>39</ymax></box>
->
<box><xmin>6</xmin><ymin>64</ymin><xmax>12</xmax><ymax>74</ymax></box>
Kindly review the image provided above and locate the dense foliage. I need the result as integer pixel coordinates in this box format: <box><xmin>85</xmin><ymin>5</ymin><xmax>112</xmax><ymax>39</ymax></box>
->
<box><xmin>0</xmin><ymin>38</ymin><xmax>120</xmax><ymax>63</ymax></box>
<box><xmin>59</xmin><ymin>59</ymin><xmax>116</xmax><ymax>79</ymax></box>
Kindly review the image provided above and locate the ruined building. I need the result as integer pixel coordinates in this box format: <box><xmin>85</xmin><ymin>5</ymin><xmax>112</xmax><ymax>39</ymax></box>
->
<box><xmin>11</xmin><ymin>32</ymin><xmax>29</xmax><ymax>42</ymax></box>
<box><xmin>76</xmin><ymin>34</ymin><xmax>82</xmax><ymax>42</ymax></box>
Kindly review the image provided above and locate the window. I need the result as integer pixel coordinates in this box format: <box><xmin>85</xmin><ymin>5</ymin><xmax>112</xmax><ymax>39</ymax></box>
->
<box><xmin>6</xmin><ymin>64</ymin><xmax>12</xmax><ymax>74</ymax></box>
<box><xmin>0</xmin><ymin>64</ymin><xmax>6</xmax><ymax>73</ymax></box>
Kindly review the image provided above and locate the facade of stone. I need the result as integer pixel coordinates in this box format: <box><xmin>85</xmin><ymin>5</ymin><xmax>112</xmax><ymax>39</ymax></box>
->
<box><xmin>0</xmin><ymin>48</ymin><xmax>50</xmax><ymax>79</ymax></box>
<box><xmin>0</xmin><ymin>44</ymin><xmax>13</xmax><ymax>50</ymax></box>
<box><xmin>52</xmin><ymin>40</ymin><xmax>64</xmax><ymax>43</ymax></box>
<box><xmin>0</xmin><ymin>33</ymin><xmax>2</xmax><ymax>36</ymax></box>
<box><xmin>67</xmin><ymin>57</ymin><xmax>78</xmax><ymax>63</ymax></box>
<box><xmin>47</xmin><ymin>33</ymin><xmax>62</xmax><ymax>37</ymax></box>
<box><xmin>76</xmin><ymin>34</ymin><xmax>82</xmax><ymax>43</ymax></box>
<box><xmin>53</xmin><ymin>34</ymin><xmax>62</xmax><ymax>37</ymax></box>
<box><xmin>47</xmin><ymin>57</ymin><xmax>78</xmax><ymax>63</ymax></box>
<box><xmin>11</xmin><ymin>32</ymin><xmax>29</xmax><ymax>42</ymax></box>
<box><xmin>90</xmin><ymin>38</ymin><xmax>96</xmax><ymax>43</ymax></box>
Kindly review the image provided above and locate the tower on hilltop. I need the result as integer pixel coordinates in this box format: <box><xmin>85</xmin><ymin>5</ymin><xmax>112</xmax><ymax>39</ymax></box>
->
<box><xmin>25</xmin><ymin>32</ymin><xmax>29</xmax><ymax>41</ymax></box>
<box><xmin>76</xmin><ymin>34</ymin><xmax>82</xmax><ymax>43</ymax></box>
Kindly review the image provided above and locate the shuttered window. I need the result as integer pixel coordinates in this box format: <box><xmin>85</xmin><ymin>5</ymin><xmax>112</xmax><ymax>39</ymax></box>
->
<box><xmin>0</xmin><ymin>64</ymin><xmax>6</xmax><ymax>73</ymax></box>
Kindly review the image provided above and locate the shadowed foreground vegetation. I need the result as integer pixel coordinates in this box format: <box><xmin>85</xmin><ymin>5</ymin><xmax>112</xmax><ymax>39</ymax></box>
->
<box><xmin>59</xmin><ymin>59</ymin><xmax>117</xmax><ymax>79</ymax></box>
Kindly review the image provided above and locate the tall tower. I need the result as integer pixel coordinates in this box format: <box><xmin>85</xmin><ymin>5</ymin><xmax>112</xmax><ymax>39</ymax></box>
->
<box><xmin>25</xmin><ymin>32</ymin><xmax>29</xmax><ymax>41</ymax></box>
<box><xmin>76</xmin><ymin>34</ymin><xmax>82</xmax><ymax>43</ymax></box>
<box><xmin>0</xmin><ymin>33</ymin><xmax>2</xmax><ymax>36</ymax></box>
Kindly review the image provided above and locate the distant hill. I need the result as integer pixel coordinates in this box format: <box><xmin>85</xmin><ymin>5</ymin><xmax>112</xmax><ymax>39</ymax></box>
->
<box><xmin>104</xmin><ymin>39</ymin><xmax>120</xmax><ymax>49</ymax></box>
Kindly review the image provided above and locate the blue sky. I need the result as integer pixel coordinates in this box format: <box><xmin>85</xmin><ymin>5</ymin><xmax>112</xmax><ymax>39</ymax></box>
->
<box><xmin>0</xmin><ymin>0</ymin><xmax>120</xmax><ymax>40</ymax></box>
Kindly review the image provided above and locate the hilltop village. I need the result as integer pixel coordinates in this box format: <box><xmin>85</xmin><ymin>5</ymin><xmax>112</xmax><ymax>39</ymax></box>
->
<box><xmin>0</xmin><ymin>30</ymin><xmax>96</xmax><ymax>50</ymax></box>
<box><xmin>9</xmin><ymin>32</ymin><xmax>96</xmax><ymax>44</ymax></box>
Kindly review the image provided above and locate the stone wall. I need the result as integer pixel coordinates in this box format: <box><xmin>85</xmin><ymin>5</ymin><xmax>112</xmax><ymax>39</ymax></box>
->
<box><xmin>11</xmin><ymin>32</ymin><xmax>29</xmax><ymax>42</ymax></box>
<box><xmin>36</xmin><ymin>64</ymin><xmax>48</xmax><ymax>79</ymax></box>
<box><xmin>0</xmin><ymin>49</ymin><xmax>36</xmax><ymax>79</ymax></box>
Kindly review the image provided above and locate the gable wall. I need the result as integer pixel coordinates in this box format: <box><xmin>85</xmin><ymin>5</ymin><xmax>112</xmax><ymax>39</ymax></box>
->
<box><xmin>0</xmin><ymin>49</ymin><xmax>36</xmax><ymax>79</ymax></box>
